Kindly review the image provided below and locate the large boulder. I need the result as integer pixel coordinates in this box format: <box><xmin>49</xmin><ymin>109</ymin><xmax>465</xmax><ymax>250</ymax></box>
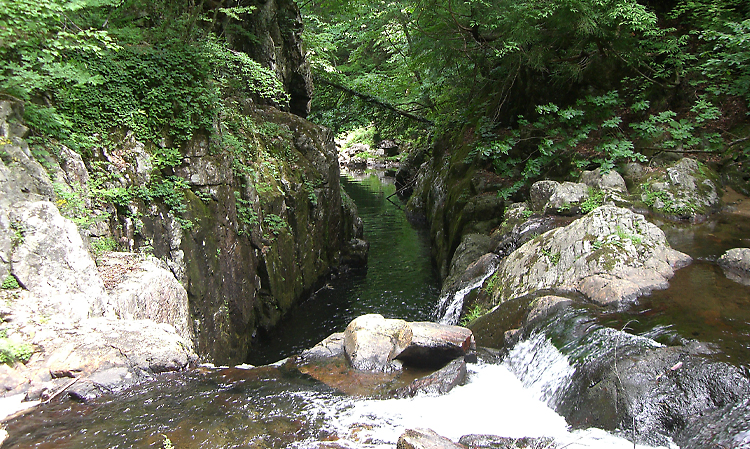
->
<box><xmin>636</xmin><ymin>157</ymin><xmax>721</xmax><ymax>219</ymax></box>
<box><xmin>9</xmin><ymin>201</ymin><xmax>109</xmax><ymax>321</ymax></box>
<box><xmin>676</xmin><ymin>397</ymin><xmax>750</xmax><ymax>449</ymax></box>
<box><xmin>342</xmin><ymin>315</ymin><xmax>477</xmax><ymax>373</ymax></box>
<box><xmin>343</xmin><ymin>314</ymin><xmax>413</xmax><ymax>372</ymax></box>
<box><xmin>530</xmin><ymin>181</ymin><xmax>589</xmax><ymax>214</ymax></box>
<box><xmin>500</xmin><ymin>302</ymin><xmax>750</xmax><ymax>447</ymax></box>
<box><xmin>488</xmin><ymin>206</ymin><xmax>691</xmax><ymax>308</ymax></box>
<box><xmin>580</xmin><ymin>168</ymin><xmax>627</xmax><ymax>193</ymax></box>
<box><xmin>396</xmin><ymin>322</ymin><xmax>475</xmax><ymax>368</ymax></box>
<box><xmin>0</xmin><ymin>308</ymin><xmax>197</xmax><ymax>401</ymax></box>
<box><xmin>101</xmin><ymin>253</ymin><xmax>193</xmax><ymax>344</ymax></box>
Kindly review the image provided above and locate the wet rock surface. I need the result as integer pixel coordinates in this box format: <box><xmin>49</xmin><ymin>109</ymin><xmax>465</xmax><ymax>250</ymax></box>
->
<box><xmin>397</xmin><ymin>428</ymin><xmax>465</xmax><ymax>449</ymax></box>
<box><xmin>718</xmin><ymin>247</ymin><xmax>750</xmax><ymax>285</ymax></box>
<box><xmin>458</xmin><ymin>435</ymin><xmax>557</xmax><ymax>448</ymax></box>
<box><xmin>496</xmin><ymin>299</ymin><xmax>750</xmax><ymax>447</ymax></box>
<box><xmin>295</xmin><ymin>316</ymin><xmax>475</xmax><ymax>398</ymax></box>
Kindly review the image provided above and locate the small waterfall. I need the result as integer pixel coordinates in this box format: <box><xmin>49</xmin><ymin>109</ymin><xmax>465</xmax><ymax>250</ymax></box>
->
<box><xmin>436</xmin><ymin>263</ymin><xmax>497</xmax><ymax>325</ymax></box>
<box><xmin>503</xmin><ymin>332</ymin><xmax>576</xmax><ymax>407</ymax></box>
<box><xmin>293</xmin><ymin>362</ymin><xmax>677</xmax><ymax>449</ymax></box>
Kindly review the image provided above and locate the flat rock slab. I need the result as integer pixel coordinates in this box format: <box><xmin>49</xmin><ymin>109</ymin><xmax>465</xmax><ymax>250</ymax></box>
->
<box><xmin>396</xmin><ymin>322</ymin><xmax>475</xmax><ymax>368</ymax></box>
<box><xmin>397</xmin><ymin>428</ymin><xmax>466</xmax><ymax>449</ymax></box>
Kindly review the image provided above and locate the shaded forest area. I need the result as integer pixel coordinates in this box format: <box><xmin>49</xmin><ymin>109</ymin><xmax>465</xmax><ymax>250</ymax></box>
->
<box><xmin>303</xmin><ymin>0</ymin><xmax>750</xmax><ymax>197</ymax></box>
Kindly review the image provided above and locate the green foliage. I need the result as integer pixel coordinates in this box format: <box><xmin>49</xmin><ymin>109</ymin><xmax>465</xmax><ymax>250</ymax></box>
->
<box><xmin>9</xmin><ymin>221</ymin><xmax>26</xmax><ymax>248</ymax></box>
<box><xmin>460</xmin><ymin>303</ymin><xmax>489</xmax><ymax>327</ymax></box>
<box><xmin>136</xmin><ymin>176</ymin><xmax>194</xmax><ymax>229</ymax></box>
<box><xmin>483</xmin><ymin>272</ymin><xmax>500</xmax><ymax>295</ymax></box>
<box><xmin>1</xmin><ymin>275</ymin><xmax>20</xmax><ymax>290</ymax></box>
<box><xmin>264</xmin><ymin>214</ymin><xmax>289</xmax><ymax>237</ymax></box>
<box><xmin>641</xmin><ymin>183</ymin><xmax>698</xmax><ymax>216</ymax></box>
<box><xmin>205</xmin><ymin>38</ymin><xmax>289</xmax><ymax>108</ymax></box>
<box><xmin>234</xmin><ymin>191</ymin><xmax>259</xmax><ymax>236</ymax></box>
<box><xmin>0</xmin><ymin>336</ymin><xmax>33</xmax><ymax>364</ymax></box>
<box><xmin>91</xmin><ymin>237</ymin><xmax>118</xmax><ymax>257</ymax></box>
<box><xmin>581</xmin><ymin>188</ymin><xmax>606</xmax><ymax>213</ymax></box>
<box><xmin>698</xmin><ymin>19</ymin><xmax>750</xmax><ymax>103</ymax></box>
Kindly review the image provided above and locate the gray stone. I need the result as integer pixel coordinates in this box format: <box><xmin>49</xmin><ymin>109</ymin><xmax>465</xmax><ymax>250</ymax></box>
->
<box><xmin>717</xmin><ymin>247</ymin><xmax>750</xmax><ymax>286</ymax></box>
<box><xmin>526</xmin><ymin>295</ymin><xmax>572</xmax><ymax>325</ymax></box>
<box><xmin>718</xmin><ymin>247</ymin><xmax>750</xmax><ymax>272</ymax></box>
<box><xmin>580</xmin><ymin>168</ymin><xmax>627</xmax><ymax>193</ymax></box>
<box><xmin>103</xmin><ymin>253</ymin><xmax>193</xmax><ymax>344</ymax></box>
<box><xmin>299</xmin><ymin>332</ymin><xmax>345</xmax><ymax>361</ymax></box>
<box><xmin>489</xmin><ymin>206</ymin><xmax>691</xmax><ymax>308</ymax></box>
<box><xmin>639</xmin><ymin>158</ymin><xmax>721</xmax><ymax>219</ymax></box>
<box><xmin>343</xmin><ymin>314</ymin><xmax>413</xmax><ymax>372</ymax></box>
<box><xmin>9</xmin><ymin>201</ymin><xmax>109</xmax><ymax>320</ymax></box>
<box><xmin>392</xmin><ymin>358</ymin><xmax>467</xmax><ymax>398</ymax></box>
<box><xmin>530</xmin><ymin>181</ymin><xmax>589</xmax><ymax>214</ymax></box>
<box><xmin>397</xmin><ymin>428</ymin><xmax>465</xmax><ymax>449</ymax></box>
<box><xmin>444</xmin><ymin>233</ymin><xmax>493</xmax><ymax>292</ymax></box>
<box><xmin>396</xmin><ymin>322</ymin><xmax>475</xmax><ymax>368</ymax></box>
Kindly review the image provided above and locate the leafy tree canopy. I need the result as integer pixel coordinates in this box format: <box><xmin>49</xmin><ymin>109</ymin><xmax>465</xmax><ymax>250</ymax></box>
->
<box><xmin>302</xmin><ymin>0</ymin><xmax>749</xmax><ymax>190</ymax></box>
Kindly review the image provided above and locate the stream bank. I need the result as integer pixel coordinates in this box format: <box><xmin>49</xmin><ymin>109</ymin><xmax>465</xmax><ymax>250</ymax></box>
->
<box><xmin>396</xmin><ymin>127</ymin><xmax>750</xmax><ymax>446</ymax></box>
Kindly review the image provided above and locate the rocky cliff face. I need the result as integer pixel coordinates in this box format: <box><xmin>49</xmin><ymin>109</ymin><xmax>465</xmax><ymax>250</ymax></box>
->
<box><xmin>221</xmin><ymin>0</ymin><xmax>313</xmax><ymax>117</ymax></box>
<box><xmin>0</xmin><ymin>1</ymin><xmax>361</xmax><ymax>367</ymax></box>
<box><xmin>401</xmin><ymin>133</ymin><xmax>505</xmax><ymax>282</ymax></box>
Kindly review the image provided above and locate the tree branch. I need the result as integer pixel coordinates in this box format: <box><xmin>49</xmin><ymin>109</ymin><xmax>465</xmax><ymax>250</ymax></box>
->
<box><xmin>315</xmin><ymin>75</ymin><xmax>434</xmax><ymax>126</ymax></box>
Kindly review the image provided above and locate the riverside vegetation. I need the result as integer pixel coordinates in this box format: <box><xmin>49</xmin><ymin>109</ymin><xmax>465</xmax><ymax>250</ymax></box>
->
<box><xmin>1</xmin><ymin>0</ymin><xmax>750</xmax><ymax>448</ymax></box>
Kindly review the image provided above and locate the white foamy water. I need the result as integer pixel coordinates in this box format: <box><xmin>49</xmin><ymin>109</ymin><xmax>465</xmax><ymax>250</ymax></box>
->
<box><xmin>437</xmin><ymin>269</ymin><xmax>496</xmax><ymax>325</ymax></box>
<box><xmin>503</xmin><ymin>332</ymin><xmax>576</xmax><ymax>406</ymax></box>
<box><xmin>293</xmin><ymin>361</ymin><xmax>677</xmax><ymax>449</ymax></box>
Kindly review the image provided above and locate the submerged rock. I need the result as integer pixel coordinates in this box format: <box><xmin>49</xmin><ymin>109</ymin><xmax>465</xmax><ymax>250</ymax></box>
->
<box><xmin>717</xmin><ymin>247</ymin><xmax>750</xmax><ymax>285</ymax></box>
<box><xmin>488</xmin><ymin>206</ymin><xmax>691</xmax><ymax>308</ymax></box>
<box><xmin>397</xmin><ymin>428</ymin><xmax>465</xmax><ymax>449</ymax></box>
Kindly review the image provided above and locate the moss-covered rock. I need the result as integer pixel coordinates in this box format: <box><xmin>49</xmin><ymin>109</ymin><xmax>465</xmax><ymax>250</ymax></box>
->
<box><xmin>487</xmin><ymin>206</ymin><xmax>692</xmax><ymax>309</ymax></box>
<box><xmin>406</xmin><ymin>133</ymin><xmax>505</xmax><ymax>279</ymax></box>
<box><xmin>634</xmin><ymin>157</ymin><xmax>721</xmax><ymax>220</ymax></box>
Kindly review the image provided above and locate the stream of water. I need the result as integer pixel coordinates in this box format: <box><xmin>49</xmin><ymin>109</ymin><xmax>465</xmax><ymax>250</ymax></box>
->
<box><xmin>4</xmin><ymin>173</ymin><xmax>749</xmax><ymax>448</ymax></box>
<box><xmin>247</xmin><ymin>171</ymin><xmax>441</xmax><ymax>365</ymax></box>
